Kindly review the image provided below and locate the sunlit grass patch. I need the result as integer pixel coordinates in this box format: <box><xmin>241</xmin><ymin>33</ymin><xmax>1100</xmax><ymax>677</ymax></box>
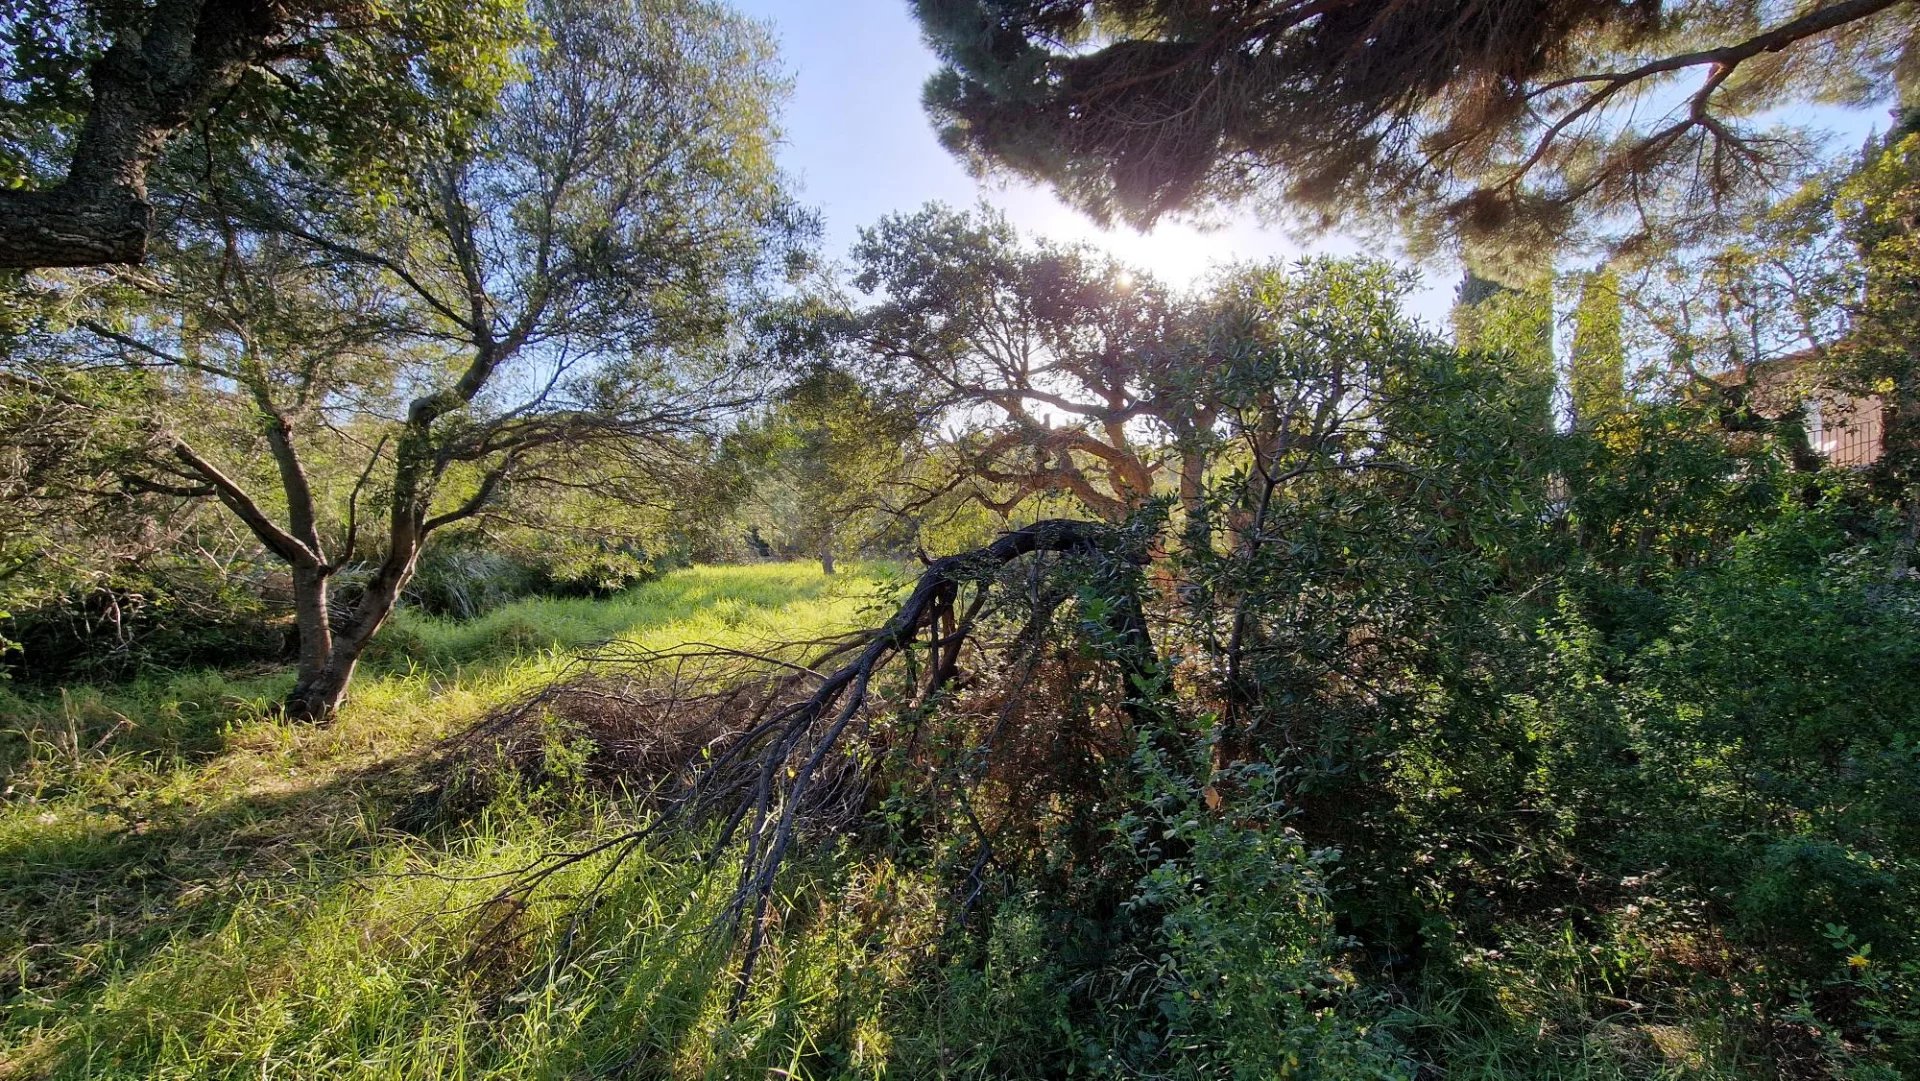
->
<box><xmin>23</xmin><ymin>791</ymin><xmax>940</xmax><ymax>1080</ymax></box>
<box><xmin>372</xmin><ymin>561</ymin><xmax>901</xmax><ymax>674</ymax></box>
<box><xmin>0</xmin><ymin>563</ymin><xmax>901</xmax><ymax>1079</ymax></box>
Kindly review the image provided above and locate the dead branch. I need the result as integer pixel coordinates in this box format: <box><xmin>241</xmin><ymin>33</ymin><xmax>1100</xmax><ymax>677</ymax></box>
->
<box><xmin>454</xmin><ymin>518</ymin><xmax>1156</xmax><ymax>1004</ymax></box>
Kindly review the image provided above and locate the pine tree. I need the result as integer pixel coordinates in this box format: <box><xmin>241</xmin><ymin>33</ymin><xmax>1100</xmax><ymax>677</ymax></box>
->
<box><xmin>916</xmin><ymin>0</ymin><xmax>1914</xmax><ymax>250</ymax></box>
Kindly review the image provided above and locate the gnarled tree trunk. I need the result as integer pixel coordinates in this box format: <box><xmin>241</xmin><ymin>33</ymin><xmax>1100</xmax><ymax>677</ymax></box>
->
<box><xmin>0</xmin><ymin>0</ymin><xmax>293</xmax><ymax>268</ymax></box>
<box><xmin>284</xmin><ymin>563</ymin><xmax>346</xmax><ymax>721</ymax></box>
<box><xmin>281</xmin><ymin>548</ymin><xmax>422</xmax><ymax>722</ymax></box>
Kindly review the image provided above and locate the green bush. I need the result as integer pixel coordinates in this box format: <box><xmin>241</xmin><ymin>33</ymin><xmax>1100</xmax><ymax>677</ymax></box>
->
<box><xmin>1</xmin><ymin>558</ymin><xmax>291</xmax><ymax>683</ymax></box>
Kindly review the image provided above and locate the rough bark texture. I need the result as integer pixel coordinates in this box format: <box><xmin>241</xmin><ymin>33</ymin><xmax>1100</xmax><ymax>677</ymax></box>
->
<box><xmin>0</xmin><ymin>0</ymin><xmax>293</xmax><ymax>268</ymax></box>
<box><xmin>281</xmin><ymin>558</ymin><xmax>413</xmax><ymax>722</ymax></box>
<box><xmin>285</xmin><ymin>657</ymin><xmax>357</xmax><ymax>722</ymax></box>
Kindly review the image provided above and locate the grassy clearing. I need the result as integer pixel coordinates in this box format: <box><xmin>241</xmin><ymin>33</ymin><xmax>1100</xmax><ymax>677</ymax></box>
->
<box><xmin>0</xmin><ymin>560</ymin><xmax>1856</xmax><ymax>1079</ymax></box>
<box><xmin>0</xmin><ymin>562</ymin><xmax>929</xmax><ymax>1080</ymax></box>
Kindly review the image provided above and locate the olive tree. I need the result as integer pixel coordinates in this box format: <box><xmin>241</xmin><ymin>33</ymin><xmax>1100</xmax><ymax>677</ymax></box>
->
<box><xmin>836</xmin><ymin>205</ymin><xmax>1203</xmax><ymax>522</ymax></box>
<box><xmin>11</xmin><ymin>0</ymin><xmax>809</xmax><ymax>719</ymax></box>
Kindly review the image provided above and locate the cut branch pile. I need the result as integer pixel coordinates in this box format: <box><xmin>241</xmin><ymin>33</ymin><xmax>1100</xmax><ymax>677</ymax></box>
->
<box><xmin>443</xmin><ymin>518</ymin><xmax>1156</xmax><ymax>997</ymax></box>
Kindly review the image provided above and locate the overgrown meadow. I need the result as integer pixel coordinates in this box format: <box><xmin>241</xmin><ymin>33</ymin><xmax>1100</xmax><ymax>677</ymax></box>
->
<box><xmin>7</xmin><ymin>0</ymin><xmax>1920</xmax><ymax>1076</ymax></box>
<box><xmin>1</xmin><ymin>565</ymin><xmax>951</xmax><ymax>1079</ymax></box>
<box><xmin>5</xmin><ymin>521</ymin><xmax>1917</xmax><ymax>1080</ymax></box>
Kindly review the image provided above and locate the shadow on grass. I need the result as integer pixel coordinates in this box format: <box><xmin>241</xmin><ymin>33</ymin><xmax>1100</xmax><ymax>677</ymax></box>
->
<box><xmin>0</xmin><ymin>563</ymin><xmax>908</xmax><ymax>1078</ymax></box>
<box><xmin>0</xmin><ymin>739</ymin><xmax>443</xmax><ymax>1027</ymax></box>
<box><xmin>1</xmin><ymin>738</ymin><xmax>779</xmax><ymax>1081</ymax></box>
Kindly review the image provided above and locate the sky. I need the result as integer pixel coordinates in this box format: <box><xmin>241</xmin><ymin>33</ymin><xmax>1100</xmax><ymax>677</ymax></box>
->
<box><xmin>727</xmin><ymin>1</ymin><xmax>1893</xmax><ymax>330</ymax></box>
<box><xmin>728</xmin><ymin>0</ymin><xmax>1460</xmax><ymax>322</ymax></box>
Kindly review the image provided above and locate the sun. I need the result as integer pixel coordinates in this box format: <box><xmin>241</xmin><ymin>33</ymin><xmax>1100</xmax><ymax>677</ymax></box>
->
<box><xmin>1011</xmin><ymin>188</ymin><xmax>1301</xmax><ymax>287</ymax></box>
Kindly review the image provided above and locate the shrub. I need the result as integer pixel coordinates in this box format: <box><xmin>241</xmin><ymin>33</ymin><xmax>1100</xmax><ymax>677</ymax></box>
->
<box><xmin>2</xmin><ymin>557</ymin><xmax>291</xmax><ymax>683</ymax></box>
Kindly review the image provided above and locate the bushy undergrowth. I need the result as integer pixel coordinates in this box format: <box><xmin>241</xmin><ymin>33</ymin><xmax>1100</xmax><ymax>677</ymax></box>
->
<box><xmin>0</xmin><ymin>534</ymin><xmax>695</xmax><ymax>686</ymax></box>
<box><xmin>0</xmin><ymin>556</ymin><xmax>296</xmax><ymax>684</ymax></box>
<box><xmin>4</xmin><ymin>464</ymin><xmax>1918</xmax><ymax>1081</ymax></box>
<box><xmin>401</xmin><ymin>533</ymin><xmax>685</xmax><ymax>621</ymax></box>
<box><xmin>0</xmin><ymin>563</ymin><xmax>916</xmax><ymax>1079</ymax></box>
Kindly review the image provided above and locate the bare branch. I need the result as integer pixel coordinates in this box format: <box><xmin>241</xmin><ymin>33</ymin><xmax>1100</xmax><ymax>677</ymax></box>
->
<box><xmin>168</xmin><ymin>437</ymin><xmax>317</xmax><ymax>565</ymax></box>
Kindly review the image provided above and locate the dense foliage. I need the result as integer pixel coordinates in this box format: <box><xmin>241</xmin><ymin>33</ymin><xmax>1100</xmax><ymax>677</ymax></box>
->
<box><xmin>0</xmin><ymin>0</ymin><xmax>525</xmax><ymax>266</ymax></box>
<box><xmin>3</xmin><ymin>0</ymin><xmax>811</xmax><ymax>718</ymax></box>
<box><xmin>3</xmin><ymin>0</ymin><xmax>1919</xmax><ymax>1078</ymax></box>
<box><xmin>915</xmin><ymin>0</ymin><xmax>1919</xmax><ymax>253</ymax></box>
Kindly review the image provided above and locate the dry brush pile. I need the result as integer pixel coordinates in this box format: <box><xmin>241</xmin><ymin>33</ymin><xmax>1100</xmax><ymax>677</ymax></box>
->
<box><xmin>426</xmin><ymin>517</ymin><xmax>1167</xmax><ymax>997</ymax></box>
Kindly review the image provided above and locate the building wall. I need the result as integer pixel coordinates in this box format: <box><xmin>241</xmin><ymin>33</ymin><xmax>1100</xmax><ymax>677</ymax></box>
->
<box><xmin>1809</xmin><ymin>391</ymin><xmax>1885</xmax><ymax>468</ymax></box>
<box><xmin>1731</xmin><ymin>357</ymin><xmax>1885</xmax><ymax>468</ymax></box>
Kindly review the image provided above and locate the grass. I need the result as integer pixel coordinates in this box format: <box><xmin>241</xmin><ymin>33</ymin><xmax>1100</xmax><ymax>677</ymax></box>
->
<box><xmin>0</xmin><ymin>562</ymin><xmax>935</xmax><ymax>1080</ymax></box>
<box><xmin>0</xmin><ymin>561</ymin><xmax>1843</xmax><ymax>1079</ymax></box>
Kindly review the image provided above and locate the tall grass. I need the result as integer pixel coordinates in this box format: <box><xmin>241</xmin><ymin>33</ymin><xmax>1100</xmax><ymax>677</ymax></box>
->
<box><xmin>0</xmin><ymin>560</ymin><xmax>1804</xmax><ymax>1079</ymax></box>
<box><xmin>0</xmin><ymin>563</ymin><xmax>931</xmax><ymax>1080</ymax></box>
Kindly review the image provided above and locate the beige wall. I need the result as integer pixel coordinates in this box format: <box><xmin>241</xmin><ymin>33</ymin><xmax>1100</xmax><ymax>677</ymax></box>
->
<box><xmin>1808</xmin><ymin>391</ymin><xmax>1884</xmax><ymax>468</ymax></box>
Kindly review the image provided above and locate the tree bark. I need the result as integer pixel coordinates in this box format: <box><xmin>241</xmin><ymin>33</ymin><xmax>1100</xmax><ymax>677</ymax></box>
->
<box><xmin>283</xmin><ymin>564</ymin><xmax>350</xmax><ymax>722</ymax></box>
<box><xmin>285</xmin><ymin>656</ymin><xmax>359</xmax><ymax>723</ymax></box>
<box><xmin>282</xmin><ymin>530</ymin><xmax>425</xmax><ymax>722</ymax></box>
<box><xmin>280</xmin><ymin>560</ymin><xmax>389</xmax><ymax>723</ymax></box>
<box><xmin>0</xmin><ymin>0</ymin><xmax>290</xmax><ymax>268</ymax></box>
<box><xmin>289</xmin><ymin>562</ymin><xmax>334</xmax><ymax>675</ymax></box>
<box><xmin>0</xmin><ymin>187</ymin><xmax>153</xmax><ymax>268</ymax></box>
<box><xmin>281</xmin><ymin>559</ymin><xmax>416</xmax><ymax>722</ymax></box>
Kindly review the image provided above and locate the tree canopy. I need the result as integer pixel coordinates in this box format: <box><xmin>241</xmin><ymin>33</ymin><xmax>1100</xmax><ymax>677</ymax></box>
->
<box><xmin>915</xmin><ymin>0</ymin><xmax>1918</xmax><ymax>251</ymax></box>
<box><xmin>4</xmin><ymin>0</ymin><xmax>810</xmax><ymax>718</ymax></box>
<box><xmin>0</xmin><ymin>0</ymin><xmax>522</xmax><ymax>267</ymax></box>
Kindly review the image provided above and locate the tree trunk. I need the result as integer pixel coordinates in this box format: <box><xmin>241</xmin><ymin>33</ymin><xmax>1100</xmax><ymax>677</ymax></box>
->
<box><xmin>282</xmin><ymin>601</ymin><xmax>396</xmax><ymax>723</ymax></box>
<box><xmin>0</xmin><ymin>187</ymin><xmax>152</xmax><ymax>268</ymax></box>
<box><xmin>280</xmin><ymin>548</ymin><xmax>418</xmax><ymax>723</ymax></box>
<box><xmin>282</xmin><ymin>561</ymin><xmax>365</xmax><ymax>723</ymax></box>
<box><xmin>285</xmin><ymin>656</ymin><xmax>359</xmax><ymax>723</ymax></box>
<box><xmin>1177</xmin><ymin>449</ymin><xmax>1206</xmax><ymax>520</ymax></box>
<box><xmin>288</xmin><ymin>561</ymin><xmax>333</xmax><ymax>674</ymax></box>
<box><xmin>818</xmin><ymin>524</ymin><xmax>836</xmax><ymax>576</ymax></box>
<box><xmin>0</xmin><ymin>0</ymin><xmax>290</xmax><ymax>269</ymax></box>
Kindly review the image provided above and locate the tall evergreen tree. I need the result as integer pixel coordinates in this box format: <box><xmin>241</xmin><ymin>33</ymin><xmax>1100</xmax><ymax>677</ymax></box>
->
<box><xmin>1454</xmin><ymin>268</ymin><xmax>1557</xmax><ymax>432</ymax></box>
<box><xmin>915</xmin><ymin>0</ymin><xmax>1917</xmax><ymax>251</ymax></box>
<box><xmin>1569</xmin><ymin>267</ymin><xmax>1627</xmax><ymax>429</ymax></box>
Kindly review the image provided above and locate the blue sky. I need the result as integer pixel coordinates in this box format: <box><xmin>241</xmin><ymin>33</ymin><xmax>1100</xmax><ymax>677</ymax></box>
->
<box><xmin>729</xmin><ymin>0</ymin><xmax>1457</xmax><ymax>319</ymax></box>
<box><xmin>731</xmin><ymin>0</ymin><xmax>1890</xmax><ymax>327</ymax></box>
